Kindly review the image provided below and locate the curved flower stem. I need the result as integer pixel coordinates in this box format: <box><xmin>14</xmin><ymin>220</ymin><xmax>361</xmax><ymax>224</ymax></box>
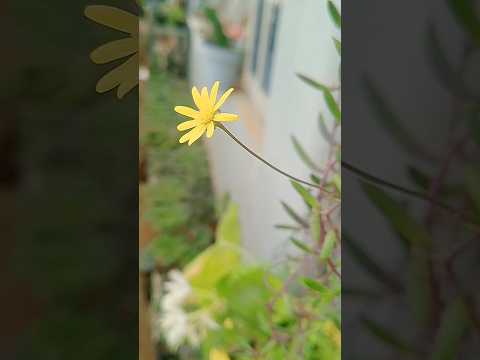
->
<box><xmin>218</xmin><ymin>124</ymin><xmax>334</xmax><ymax>195</ymax></box>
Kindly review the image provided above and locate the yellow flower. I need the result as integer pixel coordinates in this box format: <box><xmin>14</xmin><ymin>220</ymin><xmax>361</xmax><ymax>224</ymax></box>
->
<box><xmin>85</xmin><ymin>5</ymin><xmax>138</xmax><ymax>99</ymax></box>
<box><xmin>174</xmin><ymin>81</ymin><xmax>239</xmax><ymax>146</ymax></box>
<box><xmin>209</xmin><ymin>348</ymin><xmax>230</xmax><ymax>360</ymax></box>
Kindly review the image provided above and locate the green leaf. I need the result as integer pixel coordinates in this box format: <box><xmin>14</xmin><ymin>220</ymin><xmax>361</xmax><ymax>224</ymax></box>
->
<box><xmin>343</xmin><ymin>234</ymin><xmax>402</xmax><ymax>291</ymax></box>
<box><xmin>320</xmin><ymin>230</ymin><xmax>337</xmax><ymax>261</ymax></box>
<box><xmin>291</xmin><ymin>135</ymin><xmax>321</xmax><ymax>171</ymax></box>
<box><xmin>363</xmin><ymin>77</ymin><xmax>433</xmax><ymax>160</ymax></box>
<box><xmin>333</xmin><ymin>37</ymin><xmax>341</xmax><ymax>56</ymax></box>
<box><xmin>362</xmin><ymin>182</ymin><xmax>432</xmax><ymax>250</ymax></box>
<box><xmin>275</xmin><ymin>224</ymin><xmax>301</xmax><ymax>231</ymax></box>
<box><xmin>291</xmin><ymin>181</ymin><xmax>317</xmax><ymax>209</ymax></box>
<box><xmin>204</xmin><ymin>7</ymin><xmax>230</xmax><ymax>47</ymax></box>
<box><xmin>431</xmin><ymin>297</ymin><xmax>470</xmax><ymax>360</ymax></box>
<box><xmin>327</xmin><ymin>1</ymin><xmax>341</xmax><ymax>28</ymax></box>
<box><xmin>297</xmin><ymin>74</ymin><xmax>341</xmax><ymax>124</ymax></box>
<box><xmin>290</xmin><ymin>237</ymin><xmax>314</xmax><ymax>254</ymax></box>
<box><xmin>362</xmin><ymin>318</ymin><xmax>417</xmax><ymax>354</ymax></box>
<box><xmin>216</xmin><ymin>201</ymin><xmax>241</xmax><ymax>245</ymax></box>
<box><xmin>407</xmin><ymin>166</ymin><xmax>431</xmax><ymax>190</ymax></box>
<box><xmin>310</xmin><ymin>202</ymin><xmax>322</xmax><ymax>243</ymax></box>
<box><xmin>426</xmin><ymin>24</ymin><xmax>472</xmax><ymax>99</ymax></box>
<box><xmin>281</xmin><ymin>201</ymin><xmax>308</xmax><ymax>228</ymax></box>
<box><xmin>303</xmin><ymin>278</ymin><xmax>330</xmax><ymax>296</ymax></box>
<box><xmin>310</xmin><ymin>174</ymin><xmax>321</xmax><ymax>184</ymax></box>
<box><xmin>406</xmin><ymin>255</ymin><xmax>433</xmax><ymax>327</ymax></box>
<box><xmin>318</xmin><ymin>114</ymin><xmax>335</xmax><ymax>145</ymax></box>
<box><xmin>447</xmin><ymin>0</ymin><xmax>480</xmax><ymax>45</ymax></box>
<box><xmin>332</xmin><ymin>174</ymin><xmax>341</xmax><ymax>193</ymax></box>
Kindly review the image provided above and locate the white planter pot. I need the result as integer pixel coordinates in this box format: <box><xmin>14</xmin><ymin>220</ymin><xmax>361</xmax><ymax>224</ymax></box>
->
<box><xmin>189</xmin><ymin>31</ymin><xmax>243</xmax><ymax>90</ymax></box>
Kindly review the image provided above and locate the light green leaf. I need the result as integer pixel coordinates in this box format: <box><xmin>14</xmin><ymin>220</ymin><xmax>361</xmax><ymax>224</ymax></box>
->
<box><xmin>362</xmin><ymin>182</ymin><xmax>432</xmax><ymax>250</ymax></box>
<box><xmin>320</xmin><ymin>230</ymin><xmax>337</xmax><ymax>261</ymax></box>
<box><xmin>333</xmin><ymin>37</ymin><xmax>341</xmax><ymax>56</ymax></box>
<box><xmin>332</xmin><ymin>174</ymin><xmax>341</xmax><ymax>193</ymax></box>
<box><xmin>216</xmin><ymin>201</ymin><xmax>241</xmax><ymax>245</ymax></box>
<box><xmin>291</xmin><ymin>181</ymin><xmax>317</xmax><ymax>209</ymax></box>
<box><xmin>432</xmin><ymin>297</ymin><xmax>470</xmax><ymax>360</ymax></box>
<box><xmin>291</xmin><ymin>135</ymin><xmax>321</xmax><ymax>171</ymax></box>
<box><xmin>327</xmin><ymin>1</ymin><xmax>341</xmax><ymax>28</ymax></box>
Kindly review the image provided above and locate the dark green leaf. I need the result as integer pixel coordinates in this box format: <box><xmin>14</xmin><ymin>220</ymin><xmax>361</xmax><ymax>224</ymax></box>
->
<box><xmin>363</xmin><ymin>76</ymin><xmax>434</xmax><ymax>160</ymax></box>
<box><xmin>362</xmin><ymin>317</ymin><xmax>417</xmax><ymax>354</ymax></box>
<box><xmin>447</xmin><ymin>0</ymin><xmax>480</xmax><ymax>45</ymax></box>
<box><xmin>426</xmin><ymin>24</ymin><xmax>472</xmax><ymax>99</ymax></box>
<box><xmin>343</xmin><ymin>234</ymin><xmax>402</xmax><ymax>291</ymax></box>
<box><xmin>406</xmin><ymin>255</ymin><xmax>433</xmax><ymax>327</ymax></box>
<box><xmin>431</xmin><ymin>297</ymin><xmax>470</xmax><ymax>360</ymax></box>
<box><xmin>291</xmin><ymin>135</ymin><xmax>321</xmax><ymax>171</ymax></box>
<box><xmin>290</xmin><ymin>237</ymin><xmax>314</xmax><ymax>254</ymax></box>
<box><xmin>275</xmin><ymin>224</ymin><xmax>301</xmax><ymax>231</ymax></box>
<box><xmin>310</xmin><ymin>174</ymin><xmax>321</xmax><ymax>184</ymax></box>
<box><xmin>362</xmin><ymin>182</ymin><xmax>432</xmax><ymax>250</ymax></box>
<box><xmin>281</xmin><ymin>201</ymin><xmax>308</xmax><ymax>227</ymax></box>
<box><xmin>291</xmin><ymin>181</ymin><xmax>317</xmax><ymax>209</ymax></box>
<box><xmin>327</xmin><ymin>1</ymin><xmax>341</xmax><ymax>28</ymax></box>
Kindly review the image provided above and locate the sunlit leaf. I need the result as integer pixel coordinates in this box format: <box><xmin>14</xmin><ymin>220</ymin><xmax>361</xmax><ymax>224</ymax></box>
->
<box><xmin>320</xmin><ymin>230</ymin><xmax>337</xmax><ymax>260</ymax></box>
<box><xmin>431</xmin><ymin>297</ymin><xmax>470</xmax><ymax>360</ymax></box>
<box><xmin>362</xmin><ymin>182</ymin><xmax>432</xmax><ymax>250</ymax></box>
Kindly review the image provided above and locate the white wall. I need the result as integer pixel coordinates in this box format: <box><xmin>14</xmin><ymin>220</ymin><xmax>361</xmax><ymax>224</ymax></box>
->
<box><xmin>206</xmin><ymin>0</ymin><xmax>340</xmax><ymax>262</ymax></box>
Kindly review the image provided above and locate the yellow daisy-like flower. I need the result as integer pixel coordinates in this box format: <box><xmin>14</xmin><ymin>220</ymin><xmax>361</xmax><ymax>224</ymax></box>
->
<box><xmin>174</xmin><ymin>81</ymin><xmax>239</xmax><ymax>146</ymax></box>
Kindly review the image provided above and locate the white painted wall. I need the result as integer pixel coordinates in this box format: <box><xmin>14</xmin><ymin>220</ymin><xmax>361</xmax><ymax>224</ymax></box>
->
<box><xmin>205</xmin><ymin>0</ymin><xmax>340</xmax><ymax>262</ymax></box>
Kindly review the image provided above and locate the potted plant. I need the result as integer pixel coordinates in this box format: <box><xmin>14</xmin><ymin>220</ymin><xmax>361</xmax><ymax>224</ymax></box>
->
<box><xmin>188</xmin><ymin>3</ymin><xmax>245</xmax><ymax>90</ymax></box>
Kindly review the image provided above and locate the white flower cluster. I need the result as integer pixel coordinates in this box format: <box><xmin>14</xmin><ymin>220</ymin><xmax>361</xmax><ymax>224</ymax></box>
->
<box><xmin>152</xmin><ymin>270</ymin><xmax>218</xmax><ymax>350</ymax></box>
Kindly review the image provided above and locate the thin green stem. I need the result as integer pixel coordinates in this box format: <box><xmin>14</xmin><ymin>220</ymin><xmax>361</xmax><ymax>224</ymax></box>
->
<box><xmin>218</xmin><ymin>124</ymin><xmax>334</xmax><ymax>195</ymax></box>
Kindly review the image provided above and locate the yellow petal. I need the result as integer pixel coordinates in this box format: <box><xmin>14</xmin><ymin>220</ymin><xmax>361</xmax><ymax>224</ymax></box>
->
<box><xmin>200</xmin><ymin>87</ymin><xmax>211</xmax><ymax>111</ymax></box>
<box><xmin>192</xmin><ymin>87</ymin><xmax>202</xmax><ymax>109</ymax></box>
<box><xmin>179</xmin><ymin>126</ymin><xmax>201</xmax><ymax>144</ymax></box>
<box><xmin>214</xmin><ymin>113</ymin><xmax>239</xmax><ymax>122</ymax></box>
<box><xmin>174</xmin><ymin>106</ymin><xmax>200</xmax><ymax>118</ymax></box>
<box><xmin>206</xmin><ymin>122</ymin><xmax>215</xmax><ymax>138</ymax></box>
<box><xmin>213</xmin><ymin>88</ymin><xmax>234</xmax><ymax>112</ymax></box>
<box><xmin>177</xmin><ymin>119</ymin><xmax>201</xmax><ymax>131</ymax></box>
<box><xmin>187</xmin><ymin>124</ymin><xmax>207</xmax><ymax>146</ymax></box>
<box><xmin>210</xmin><ymin>81</ymin><xmax>220</xmax><ymax>105</ymax></box>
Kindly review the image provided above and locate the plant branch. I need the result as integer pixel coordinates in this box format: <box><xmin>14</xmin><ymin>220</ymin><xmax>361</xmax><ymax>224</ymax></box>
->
<box><xmin>218</xmin><ymin>124</ymin><xmax>336</xmax><ymax>196</ymax></box>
